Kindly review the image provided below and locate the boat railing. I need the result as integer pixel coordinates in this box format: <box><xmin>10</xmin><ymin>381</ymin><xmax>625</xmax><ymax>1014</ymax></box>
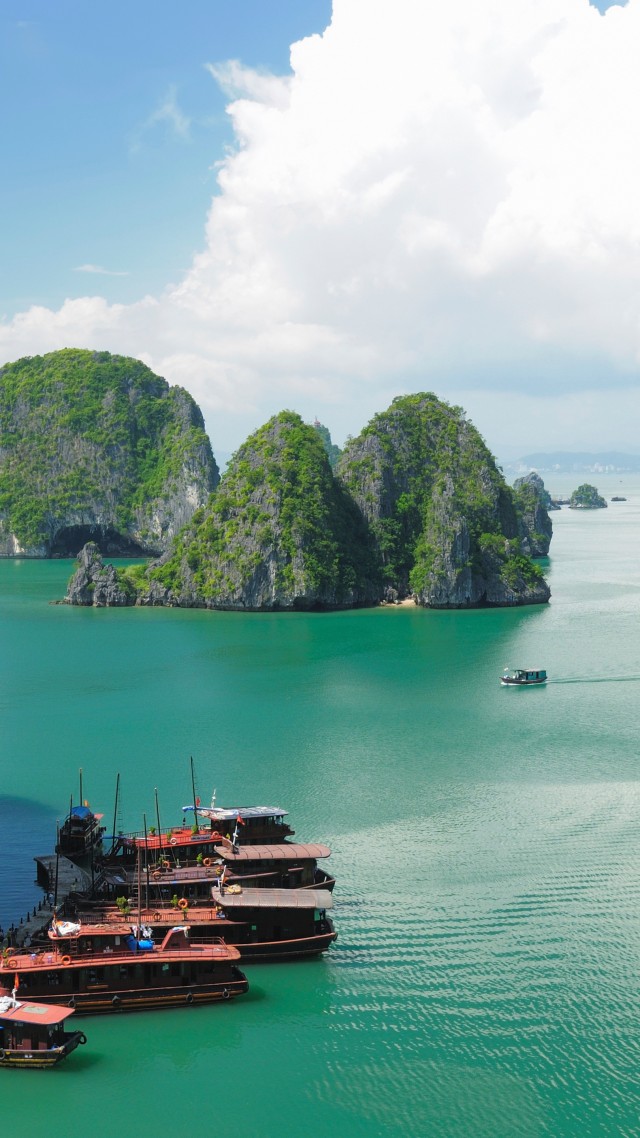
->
<box><xmin>1</xmin><ymin>939</ymin><xmax>233</xmax><ymax>969</ymax></box>
<box><xmin>73</xmin><ymin>906</ymin><xmax>225</xmax><ymax>925</ymax></box>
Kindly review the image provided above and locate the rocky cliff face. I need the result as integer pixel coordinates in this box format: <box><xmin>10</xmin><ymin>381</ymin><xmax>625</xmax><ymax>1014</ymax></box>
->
<box><xmin>337</xmin><ymin>394</ymin><xmax>550</xmax><ymax>608</ymax></box>
<box><xmin>139</xmin><ymin>411</ymin><xmax>380</xmax><ymax>610</ymax></box>
<box><xmin>64</xmin><ymin>542</ymin><xmax>136</xmax><ymax>606</ymax></box>
<box><xmin>0</xmin><ymin>349</ymin><xmax>218</xmax><ymax>557</ymax></box>
<box><xmin>512</xmin><ymin>472</ymin><xmax>554</xmax><ymax>556</ymax></box>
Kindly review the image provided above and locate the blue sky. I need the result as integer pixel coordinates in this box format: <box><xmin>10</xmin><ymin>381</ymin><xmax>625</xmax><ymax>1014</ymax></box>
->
<box><xmin>0</xmin><ymin>1</ymin><xmax>331</xmax><ymax>315</ymax></box>
<box><xmin>1</xmin><ymin>0</ymin><xmax>637</xmax><ymax>461</ymax></box>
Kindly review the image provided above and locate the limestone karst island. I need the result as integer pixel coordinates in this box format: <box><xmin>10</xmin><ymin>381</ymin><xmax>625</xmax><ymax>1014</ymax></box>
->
<box><xmin>0</xmin><ymin>349</ymin><xmax>552</xmax><ymax>611</ymax></box>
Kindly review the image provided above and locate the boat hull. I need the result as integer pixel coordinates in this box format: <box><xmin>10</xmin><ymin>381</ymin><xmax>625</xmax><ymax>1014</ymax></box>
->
<box><xmin>3</xmin><ymin>977</ymin><xmax>248</xmax><ymax>1016</ymax></box>
<box><xmin>0</xmin><ymin>1032</ymin><xmax>85</xmax><ymax>1068</ymax></box>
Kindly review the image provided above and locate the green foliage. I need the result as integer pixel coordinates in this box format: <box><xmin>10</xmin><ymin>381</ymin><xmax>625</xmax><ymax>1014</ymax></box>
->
<box><xmin>0</xmin><ymin>348</ymin><xmax>216</xmax><ymax>547</ymax></box>
<box><xmin>570</xmin><ymin>483</ymin><xmax>607</xmax><ymax>509</ymax></box>
<box><xmin>340</xmin><ymin>392</ymin><xmax>546</xmax><ymax>601</ymax></box>
<box><xmin>152</xmin><ymin>411</ymin><xmax>378</xmax><ymax>606</ymax></box>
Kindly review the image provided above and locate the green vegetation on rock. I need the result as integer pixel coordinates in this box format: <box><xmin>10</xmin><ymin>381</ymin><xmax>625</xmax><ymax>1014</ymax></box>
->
<box><xmin>0</xmin><ymin>348</ymin><xmax>218</xmax><ymax>554</ymax></box>
<box><xmin>147</xmin><ymin>411</ymin><xmax>379</xmax><ymax>610</ymax></box>
<box><xmin>338</xmin><ymin>393</ymin><xmax>549</xmax><ymax>607</ymax></box>
<box><xmin>569</xmin><ymin>483</ymin><xmax>607</xmax><ymax>509</ymax></box>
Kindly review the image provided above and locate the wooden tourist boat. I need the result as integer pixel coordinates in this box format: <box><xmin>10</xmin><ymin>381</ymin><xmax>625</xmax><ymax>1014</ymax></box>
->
<box><xmin>70</xmin><ymin>886</ymin><xmax>337</xmax><ymax>962</ymax></box>
<box><xmin>501</xmin><ymin>668</ymin><xmax>547</xmax><ymax>686</ymax></box>
<box><xmin>96</xmin><ymin>842</ymin><xmax>336</xmax><ymax>902</ymax></box>
<box><xmin>0</xmin><ymin>993</ymin><xmax>86</xmax><ymax>1068</ymax></box>
<box><xmin>102</xmin><ymin>804</ymin><xmax>295</xmax><ymax>872</ymax></box>
<box><xmin>0</xmin><ymin>926</ymin><xmax>248</xmax><ymax>1014</ymax></box>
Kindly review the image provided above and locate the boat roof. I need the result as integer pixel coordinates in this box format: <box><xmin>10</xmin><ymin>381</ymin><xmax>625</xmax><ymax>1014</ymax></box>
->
<box><xmin>212</xmin><ymin>886</ymin><xmax>333</xmax><ymax>910</ymax></box>
<box><xmin>216</xmin><ymin>842</ymin><xmax>330</xmax><ymax>861</ymax></box>
<box><xmin>0</xmin><ymin>999</ymin><xmax>75</xmax><ymax>1026</ymax></box>
<box><xmin>183</xmin><ymin>805</ymin><xmax>289</xmax><ymax>820</ymax></box>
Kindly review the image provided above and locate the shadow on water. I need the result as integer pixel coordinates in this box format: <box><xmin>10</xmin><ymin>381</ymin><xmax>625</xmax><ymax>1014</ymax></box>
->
<box><xmin>0</xmin><ymin>796</ymin><xmax>56</xmax><ymax>931</ymax></box>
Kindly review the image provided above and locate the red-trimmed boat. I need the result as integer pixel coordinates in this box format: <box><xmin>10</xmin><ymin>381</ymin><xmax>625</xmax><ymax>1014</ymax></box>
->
<box><xmin>0</xmin><ymin>993</ymin><xmax>86</xmax><ymax>1068</ymax></box>
<box><xmin>70</xmin><ymin>885</ymin><xmax>337</xmax><ymax>962</ymax></box>
<box><xmin>0</xmin><ymin>926</ymin><xmax>247</xmax><ymax>1015</ymax></box>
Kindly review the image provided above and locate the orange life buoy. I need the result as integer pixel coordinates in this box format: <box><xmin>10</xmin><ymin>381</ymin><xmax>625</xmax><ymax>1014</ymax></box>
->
<box><xmin>152</xmin><ymin>870</ymin><xmax>162</xmax><ymax>881</ymax></box>
<box><xmin>152</xmin><ymin>912</ymin><xmax>161</xmax><ymax>922</ymax></box>
<box><xmin>177</xmin><ymin>898</ymin><xmax>188</xmax><ymax>910</ymax></box>
<box><xmin>170</xmin><ymin>837</ymin><xmax>178</xmax><ymax>846</ymax></box>
<box><xmin>7</xmin><ymin>957</ymin><xmax>18</xmax><ymax>969</ymax></box>
<box><xmin>160</xmin><ymin>858</ymin><xmax>170</xmax><ymax>869</ymax></box>
<box><xmin>61</xmin><ymin>955</ymin><xmax>72</xmax><ymax>966</ymax></box>
<box><xmin>203</xmin><ymin>858</ymin><xmax>212</xmax><ymax>867</ymax></box>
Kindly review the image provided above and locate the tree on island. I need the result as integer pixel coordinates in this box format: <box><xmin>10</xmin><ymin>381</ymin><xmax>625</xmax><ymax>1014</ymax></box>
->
<box><xmin>569</xmin><ymin>483</ymin><xmax>607</xmax><ymax>509</ymax></box>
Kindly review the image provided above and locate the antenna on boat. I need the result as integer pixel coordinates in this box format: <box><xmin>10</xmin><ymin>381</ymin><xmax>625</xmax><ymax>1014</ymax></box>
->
<box><xmin>79</xmin><ymin>767</ymin><xmax>83</xmax><ymax>807</ymax></box>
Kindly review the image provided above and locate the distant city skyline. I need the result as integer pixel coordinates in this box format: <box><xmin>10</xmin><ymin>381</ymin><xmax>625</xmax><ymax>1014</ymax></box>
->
<box><xmin>1</xmin><ymin>0</ymin><xmax>638</xmax><ymax>462</ymax></box>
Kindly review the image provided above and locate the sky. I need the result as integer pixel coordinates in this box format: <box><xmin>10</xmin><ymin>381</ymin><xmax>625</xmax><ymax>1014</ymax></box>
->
<box><xmin>1</xmin><ymin>0</ymin><xmax>637</xmax><ymax>462</ymax></box>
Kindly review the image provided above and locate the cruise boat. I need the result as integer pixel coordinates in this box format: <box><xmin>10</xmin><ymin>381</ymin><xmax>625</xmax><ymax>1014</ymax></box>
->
<box><xmin>68</xmin><ymin>885</ymin><xmax>336</xmax><ymax>962</ymax></box>
<box><xmin>95</xmin><ymin>842</ymin><xmax>336</xmax><ymax>904</ymax></box>
<box><xmin>501</xmin><ymin>667</ymin><xmax>547</xmax><ymax>686</ymax></box>
<box><xmin>0</xmin><ymin>992</ymin><xmax>86</xmax><ymax>1068</ymax></box>
<box><xmin>0</xmin><ymin>925</ymin><xmax>248</xmax><ymax>1014</ymax></box>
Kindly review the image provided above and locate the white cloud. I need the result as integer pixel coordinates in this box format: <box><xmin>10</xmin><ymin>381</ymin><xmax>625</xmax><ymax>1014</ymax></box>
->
<box><xmin>74</xmin><ymin>264</ymin><xmax>130</xmax><ymax>277</ymax></box>
<box><xmin>2</xmin><ymin>0</ymin><xmax>640</xmax><ymax>458</ymax></box>
<box><xmin>130</xmin><ymin>85</ymin><xmax>191</xmax><ymax>151</ymax></box>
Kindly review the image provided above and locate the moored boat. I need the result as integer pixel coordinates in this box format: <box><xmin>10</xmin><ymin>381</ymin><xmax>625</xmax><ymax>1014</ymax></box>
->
<box><xmin>0</xmin><ymin>926</ymin><xmax>248</xmax><ymax>1014</ymax></box>
<box><xmin>70</xmin><ymin>886</ymin><xmax>337</xmax><ymax>962</ymax></box>
<box><xmin>0</xmin><ymin>992</ymin><xmax>86</xmax><ymax>1068</ymax></box>
<box><xmin>501</xmin><ymin>667</ymin><xmax>547</xmax><ymax>686</ymax></box>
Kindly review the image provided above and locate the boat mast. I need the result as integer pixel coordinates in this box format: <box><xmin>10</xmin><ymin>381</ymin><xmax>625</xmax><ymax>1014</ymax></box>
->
<box><xmin>110</xmin><ymin>772</ymin><xmax>120</xmax><ymax>855</ymax></box>
<box><xmin>154</xmin><ymin>787</ymin><xmax>162</xmax><ymax>845</ymax></box>
<box><xmin>190</xmin><ymin>756</ymin><xmax>198</xmax><ymax>831</ymax></box>
<box><xmin>143</xmin><ymin>812</ymin><xmax>150</xmax><ymax>915</ymax></box>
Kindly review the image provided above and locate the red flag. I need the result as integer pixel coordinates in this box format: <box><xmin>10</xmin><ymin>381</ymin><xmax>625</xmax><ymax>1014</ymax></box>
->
<box><xmin>14</xmin><ymin>972</ymin><xmax>19</xmax><ymax>990</ymax></box>
<box><xmin>195</xmin><ymin>797</ymin><xmax>201</xmax><ymax>807</ymax></box>
<box><xmin>236</xmin><ymin>814</ymin><xmax>245</xmax><ymax>826</ymax></box>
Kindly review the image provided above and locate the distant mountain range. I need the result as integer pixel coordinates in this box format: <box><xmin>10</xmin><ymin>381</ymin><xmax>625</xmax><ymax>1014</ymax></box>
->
<box><xmin>502</xmin><ymin>452</ymin><xmax>640</xmax><ymax>475</ymax></box>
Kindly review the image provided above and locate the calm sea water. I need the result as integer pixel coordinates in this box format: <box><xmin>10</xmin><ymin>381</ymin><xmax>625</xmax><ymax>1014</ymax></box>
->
<box><xmin>1</xmin><ymin>472</ymin><xmax>640</xmax><ymax>1138</ymax></box>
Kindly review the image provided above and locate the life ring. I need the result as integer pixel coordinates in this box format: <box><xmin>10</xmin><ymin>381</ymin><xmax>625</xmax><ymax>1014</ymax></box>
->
<box><xmin>160</xmin><ymin>858</ymin><xmax>170</xmax><ymax>869</ymax></box>
<box><xmin>0</xmin><ymin>1049</ymin><xmax>5</xmax><ymax>1060</ymax></box>
<box><xmin>186</xmin><ymin>992</ymin><xmax>194</xmax><ymax>1004</ymax></box>
<box><xmin>152</xmin><ymin>912</ymin><xmax>161</xmax><ymax>922</ymax></box>
<box><xmin>222</xmin><ymin>988</ymin><xmax>230</xmax><ymax>1000</ymax></box>
<box><xmin>152</xmin><ymin>870</ymin><xmax>162</xmax><ymax>881</ymax></box>
<box><xmin>203</xmin><ymin>858</ymin><xmax>212</xmax><ymax>867</ymax></box>
<box><xmin>68</xmin><ymin>998</ymin><xmax>76</xmax><ymax>1009</ymax></box>
<box><xmin>169</xmin><ymin>837</ymin><xmax>178</xmax><ymax>846</ymax></box>
<box><xmin>61</xmin><ymin>955</ymin><xmax>72</xmax><ymax>966</ymax></box>
<box><xmin>7</xmin><ymin>957</ymin><xmax>18</xmax><ymax>969</ymax></box>
<box><xmin>78</xmin><ymin>1033</ymin><xmax>87</xmax><ymax>1046</ymax></box>
<box><xmin>112</xmin><ymin>995</ymin><xmax>122</xmax><ymax>1008</ymax></box>
<box><xmin>177</xmin><ymin>898</ymin><xmax>188</xmax><ymax>910</ymax></box>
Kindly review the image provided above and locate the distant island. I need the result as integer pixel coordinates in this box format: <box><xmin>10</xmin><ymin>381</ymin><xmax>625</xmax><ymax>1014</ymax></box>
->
<box><xmin>569</xmin><ymin>484</ymin><xmax>608</xmax><ymax>509</ymax></box>
<box><xmin>503</xmin><ymin>452</ymin><xmax>640</xmax><ymax>475</ymax></box>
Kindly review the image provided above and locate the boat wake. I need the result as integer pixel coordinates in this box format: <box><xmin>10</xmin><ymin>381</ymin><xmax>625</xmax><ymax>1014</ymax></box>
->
<box><xmin>548</xmin><ymin>675</ymin><xmax>640</xmax><ymax>685</ymax></box>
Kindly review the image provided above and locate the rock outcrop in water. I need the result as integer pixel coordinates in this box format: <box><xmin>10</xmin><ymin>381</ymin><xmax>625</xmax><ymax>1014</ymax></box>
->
<box><xmin>337</xmin><ymin>394</ymin><xmax>550</xmax><ymax>608</ymax></box>
<box><xmin>512</xmin><ymin>472</ymin><xmax>554</xmax><ymax>556</ymax></box>
<box><xmin>64</xmin><ymin>393</ymin><xmax>550</xmax><ymax>611</ymax></box>
<box><xmin>135</xmin><ymin>411</ymin><xmax>380</xmax><ymax>610</ymax></box>
<box><xmin>569</xmin><ymin>483</ymin><xmax>608</xmax><ymax>509</ymax></box>
<box><xmin>0</xmin><ymin>349</ymin><xmax>218</xmax><ymax>557</ymax></box>
<box><xmin>64</xmin><ymin>542</ymin><xmax>136</xmax><ymax>606</ymax></box>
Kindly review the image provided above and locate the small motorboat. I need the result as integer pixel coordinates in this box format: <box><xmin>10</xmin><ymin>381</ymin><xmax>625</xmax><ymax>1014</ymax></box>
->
<box><xmin>501</xmin><ymin>667</ymin><xmax>547</xmax><ymax>686</ymax></box>
<box><xmin>0</xmin><ymin>991</ymin><xmax>86</xmax><ymax>1068</ymax></box>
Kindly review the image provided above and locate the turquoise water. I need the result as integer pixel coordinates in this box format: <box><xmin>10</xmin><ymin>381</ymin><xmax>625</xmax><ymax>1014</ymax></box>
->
<box><xmin>1</xmin><ymin>473</ymin><xmax>640</xmax><ymax>1137</ymax></box>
